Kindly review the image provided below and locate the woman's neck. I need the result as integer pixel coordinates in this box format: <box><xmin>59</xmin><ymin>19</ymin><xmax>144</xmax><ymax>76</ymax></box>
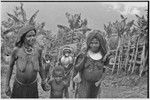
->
<box><xmin>87</xmin><ymin>50</ymin><xmax>102</xmax><ymax>60</ymax></box>
<box><xmin>23</xmin><ymin>43</ymin><xmax>35</xmax><ymax>55</ymax></box>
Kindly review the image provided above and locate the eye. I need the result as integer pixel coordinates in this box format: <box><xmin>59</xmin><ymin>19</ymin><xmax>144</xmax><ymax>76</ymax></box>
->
<box><xmin>95</xmin><ymin>42</ymin><xmax>99</xmax><ymax>44</ymax></box>
<box><xmin>26</xmin><ymin>35</ymin><xmax>30</xmax><ymax>38</ymax></box>
<box><xmin>90</xmin><ymin>42</ymin><xmax>94</xmax><ymax>44</ymax></box>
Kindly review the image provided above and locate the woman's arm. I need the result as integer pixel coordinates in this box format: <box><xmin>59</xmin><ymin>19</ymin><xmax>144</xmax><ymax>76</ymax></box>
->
<box><xmin>39</xmin><ymin>49</ymin><xmax>46</xmax><ymax>82</ymax></box>
<box><xmin>38</xmin><ymin>49</ymin><xmax>50</xmax><ymax>91</ymax></box>
<box><xmin>95</xmin><ymin>69</ymin><xmax>106</xmax><ymax>87</ymax></box>
<box><xmin>5</xmin><ymin>48</ymin><xmax>17</xmax><ymax>96</ymax></box>
<box><xmin>103</xmin><ymin>51</ymin><xmax>112</xmax><ymax>66</ymax></box>
<box><xmin>74</xmin><ymin>53</ymin><xmax>85</xmax><ymax>72</ymax></box>
<box><xmin>6</xmin><ymin>49</ymin><xmax>17</xmax><ymax>87</ymax></box>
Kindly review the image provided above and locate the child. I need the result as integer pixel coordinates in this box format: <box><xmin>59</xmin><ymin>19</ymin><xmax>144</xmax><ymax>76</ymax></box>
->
<box><xmin>47</xmin><ymin>66</ymin><xmax>69</xmax><ymax>98</ymax></box>
<box><xmin>58</xmin><ymin>46</ymin><xmax>75</xmax><ymax>90</ymax></box>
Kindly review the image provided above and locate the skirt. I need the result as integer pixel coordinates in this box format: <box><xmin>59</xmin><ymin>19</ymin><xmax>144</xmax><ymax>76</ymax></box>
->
<box><xmin>77</xmin><ymin>79</ymin><xmax>100</xmax><ymax>98</ymax></box>
<box><xmin>11</xmin><ymin>78</ymin><xmax>38</xmax><ymax>98</ymax></box>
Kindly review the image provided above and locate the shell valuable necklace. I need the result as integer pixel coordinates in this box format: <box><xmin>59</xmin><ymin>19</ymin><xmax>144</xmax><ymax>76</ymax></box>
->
<box><xmin>23</xmin><ymin>45</ymin><xmax>35</xmax><ymax>55</ymax></box>
<box><xmin>88</xmin><ymin>50</ymin><xmax>102</xmax><ymax>60</ymax></box>
<box><xmin>61</xmin><ymin>56</ymin><xmax>73</xmax><ymax>67</ymax></box>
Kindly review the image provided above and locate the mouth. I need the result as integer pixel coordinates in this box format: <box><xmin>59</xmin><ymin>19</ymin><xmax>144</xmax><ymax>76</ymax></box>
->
<box><xmin>28</xmin><ymin>39</ymin><xmax>36</xmax><ymax>44</ymax></box>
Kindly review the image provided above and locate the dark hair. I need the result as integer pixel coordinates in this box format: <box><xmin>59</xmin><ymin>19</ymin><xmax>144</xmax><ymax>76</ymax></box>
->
<box><xmin>15</xmin><ymin>29</ymin><xmax>36</xmax><ymax>48</ymax></box>
<box><xmin>63</xmin><ymin>49</ymin><xmax>71</xmax><ymax>55</ymax></box>
<box><xmin>52</xmin><ymin>66</ymin><xmax>64</xmax><ymax>77</ymax></box>
<box><xmin>86</xmin><ymin>31</ymin><xmax>108</xmax><ymax>57</ymax></box>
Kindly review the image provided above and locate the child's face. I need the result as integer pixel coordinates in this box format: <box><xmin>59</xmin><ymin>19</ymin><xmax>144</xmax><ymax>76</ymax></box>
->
<box><xmin>54</xmin><ymin>76</ymin><xmax>63</xmax><ymax>82</ymax></box>
<box><xmin>89</xmin><ymin>38</ymin><xmax>100</xmax><ymax>53</ymax></box>
<box><xmin>45</xmin><ymin>55</ymin><xmax>49</xmax><ymax>61</ymax></box>
<box><xmin>64</xmin><ymin>52</ymin><xmax>69</xmax><ymax>57</ymax></box>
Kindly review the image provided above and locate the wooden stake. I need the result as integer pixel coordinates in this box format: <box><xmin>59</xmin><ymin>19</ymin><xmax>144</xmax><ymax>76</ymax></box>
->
<box><xmin>112</xmin><ymin>37</ymin><xmax>120</xmax><ymax>74</ymax></box>
<box><xmin>139</xmin><ymin>41</ymin><xmax>145</xmax><ymax>77</ymax></box>
<box><xmin>131</xmin><ymin>36</ymin><xmax>140</xmax><ymax>74</ymax></box>
<box><xmin>124</xmin><ymin>37</ymin><xmax>131</xmax><ymax>72</ymax></box>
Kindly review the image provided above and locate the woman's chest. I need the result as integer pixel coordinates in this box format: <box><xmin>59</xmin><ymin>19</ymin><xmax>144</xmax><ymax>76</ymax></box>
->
<box><xmin>17</xmin><ymin>48</ymin><xmax>39</xmax><ymax>62</ymax></box>
<box><xmin>84</xmin><ymin>57</ymin><xmax>104</xmax><ymax>70</ymax></box>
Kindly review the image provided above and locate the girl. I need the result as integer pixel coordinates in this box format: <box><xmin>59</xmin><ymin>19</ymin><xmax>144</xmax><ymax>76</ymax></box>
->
<box><xmin>73</xmin><ymin>30</ymin><xmax>111</xmax><ymax>98</ymax></box>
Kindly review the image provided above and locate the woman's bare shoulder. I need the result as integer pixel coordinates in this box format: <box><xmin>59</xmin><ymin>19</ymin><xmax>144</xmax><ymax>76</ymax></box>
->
<box><xmin>12</xmin><ymin>47</ymin><xmax>20</xmax><ymax>55</ymax></box>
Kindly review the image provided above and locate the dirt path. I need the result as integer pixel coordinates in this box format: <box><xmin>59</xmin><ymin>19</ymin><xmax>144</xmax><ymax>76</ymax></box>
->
<box><xmin>1</xmin><ymin>65</ymin><xmax>147</xmax><ymax>98</ymax></box>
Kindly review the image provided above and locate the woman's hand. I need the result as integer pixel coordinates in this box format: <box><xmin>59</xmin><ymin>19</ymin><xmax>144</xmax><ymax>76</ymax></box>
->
<box><xmin>95</xmin><ymin>80</ymin><xmax>102</xmax><ymax>87</ymax></box>
<box><xmin>73</xmin><ymin>72</ymin><xmax>81</xmax><ymax>83</ymax></box>
<box><xmin>71</xmin><ymin>89</ymin><xmax>76</xmax><ymax>93</ymax></box>
<box><xmin>5</xmin><ymin>85</ymin><xmax>11</xmax><ymax>97</ymax></box>
<box><xmin>41</xmin><ymin>80</ymin><xmax>51</xmax><ymax>91</ymax></box>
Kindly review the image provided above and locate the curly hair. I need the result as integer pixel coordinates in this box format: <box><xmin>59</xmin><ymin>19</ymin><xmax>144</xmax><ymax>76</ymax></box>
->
<box><xmin>52</xmin><ymin>66</ymin><xmax>65</xmax><ymax>77</ymax></box>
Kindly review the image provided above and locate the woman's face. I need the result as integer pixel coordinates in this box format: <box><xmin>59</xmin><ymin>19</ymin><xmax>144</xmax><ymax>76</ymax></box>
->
<box><xmin>25</xmin><ymin>30</ymin><xmax>36</xmax><ymax>46</ymax></box>
<box><xmin>89</xmin><ymin>38</ymin><xmax>100</xmax><ymax>53</ymax></box>
<box><xmin>45</xmin><ymin>55</ymin><xmax>50</xmax><ymax>61</ymax></box>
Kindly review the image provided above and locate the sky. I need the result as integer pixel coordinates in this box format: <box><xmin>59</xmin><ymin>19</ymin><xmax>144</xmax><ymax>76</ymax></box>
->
<box><xmin>1</xmin><ymin>2</ymin><xmax>148</xmax><ymax>34</ymax></box>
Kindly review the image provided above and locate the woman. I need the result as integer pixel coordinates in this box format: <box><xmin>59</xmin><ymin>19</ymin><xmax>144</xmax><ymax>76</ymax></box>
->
<box><xmin>73</xmin><ymin>30</ymin><xmax>111</xmax><ymax>98</ymax></box>
<box><xmin>5</xmin><ymin>24</ymin><xmax>48</xmax><ymax>98</ymax></box>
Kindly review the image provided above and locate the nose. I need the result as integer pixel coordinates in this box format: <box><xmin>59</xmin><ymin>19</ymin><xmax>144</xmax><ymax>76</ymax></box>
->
<box><xmin>92</xmin><ymin>44</ymin><xmax>97</xmax><ymax>46</ymax></box>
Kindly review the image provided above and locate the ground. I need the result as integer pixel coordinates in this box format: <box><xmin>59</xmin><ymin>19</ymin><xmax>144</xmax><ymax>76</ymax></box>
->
<box><xmin>1</xmin><ymin>64</ymin><xmax>148</xmax><ymax>98</ymax></box>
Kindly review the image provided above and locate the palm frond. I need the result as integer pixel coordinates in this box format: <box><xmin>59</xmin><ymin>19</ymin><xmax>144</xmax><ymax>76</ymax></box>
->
<box><xmin>7</xmin><ymin>13</ymin><xmax>20</xmax><ymax>22</ymax></box>
<box><xmin>29</xmin><ymin>10</ymin><xmax>39</xmax><ymax>25</ymax></box>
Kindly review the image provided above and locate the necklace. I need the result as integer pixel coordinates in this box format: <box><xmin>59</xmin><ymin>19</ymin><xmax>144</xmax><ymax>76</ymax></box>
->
<box><xmin>23</xmin><ymin>46</ymin><xmax>35</xmax><ymax>55</ymax></box>
<box><xmin>87</xmin><ymin>50</ymin><xmax>102</xmax><ymax>60</ymax></box>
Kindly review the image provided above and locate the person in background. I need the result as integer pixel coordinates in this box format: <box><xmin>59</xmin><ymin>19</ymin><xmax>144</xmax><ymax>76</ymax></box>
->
<box><xmin>58</xmin><ymin>46</ymin><xmax>75</xmax><ymax>93</ymax></box>
<box><xmin>43</xmin><ymin>54</ymin><xmax>53</xmax><ymax>80</ymax></box>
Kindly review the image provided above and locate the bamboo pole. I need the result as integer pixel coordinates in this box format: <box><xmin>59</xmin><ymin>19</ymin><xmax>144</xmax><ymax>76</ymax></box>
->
<box><xmin>124</xmin><ymin>36</ymin><xmax>131</xmax><ymax>72</ymax></box>
<box><xmin>128</xmin><ymin>37</ymin><xmax>137</xmax><ymax>73</ymax></box>
<box><xmin>139</xmin><ymin>41</ymin><xmax>146</xmax><ymax>77</ymax></box>
<box><xmin>131</xmin><ymin>36</ymin><xmax>140</xmax><ymax>74</ymax></box>
<box><xmin>117</xmin><ymin>37</ymin><xmax>123</xmax><ymax>74</ymax></box>
<box><xmin>112</xmin><ymin>37</ymin><xmax>120</xmax><ymax>74</ymax></box>
<box><xmin>120</xmin><ymin>35</ymin><xmax>126</xmax><ymax>72</ymax></box>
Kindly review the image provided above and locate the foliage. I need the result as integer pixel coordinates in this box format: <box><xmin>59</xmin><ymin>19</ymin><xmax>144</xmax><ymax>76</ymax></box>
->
<box><xmin>104</xmin><ymin>12</ymin><xmax>148</xmax><ymax>77</ymax></box>
<box><xmin>56</xmin><ymin>13</ymin><xmax>91</xmax><ymax>56</ymax></box>
<box><xmin>1</xmin><ymin>3</ymin><xmax>53</xmax><ymax>63</ymax></box>
<box><xmin>1</xmin><ymin>3</ymin><xmax>148</xmax><ymax>77</ymax></box>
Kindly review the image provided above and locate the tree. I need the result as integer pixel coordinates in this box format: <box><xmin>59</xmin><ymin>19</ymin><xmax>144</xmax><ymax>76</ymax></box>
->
<box><xmin>104</xmin><ymin>15</ymin><xmax>134</xmax><ymax>75</ymax></box>
<box><xmin>56</xmin><ymin>13</ymin><xmax>91</xmax><ymax>57</ymax></box>
<box><xmin>1</xmin><ymin>3</ymin><xmax>51</xmax><ymax>64</ymax></box>
<box><xmin>133</xmin><ymin>14</ymin><xmax>148</xmax><ymax>76</ymax></box>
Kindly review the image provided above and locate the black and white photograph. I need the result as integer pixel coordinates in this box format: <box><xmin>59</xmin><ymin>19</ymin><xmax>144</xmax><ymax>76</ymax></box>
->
<box><xmin>1</xmin><ymin>0</ymin><xmax>149</xmax><ymax>98</ymax></box>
